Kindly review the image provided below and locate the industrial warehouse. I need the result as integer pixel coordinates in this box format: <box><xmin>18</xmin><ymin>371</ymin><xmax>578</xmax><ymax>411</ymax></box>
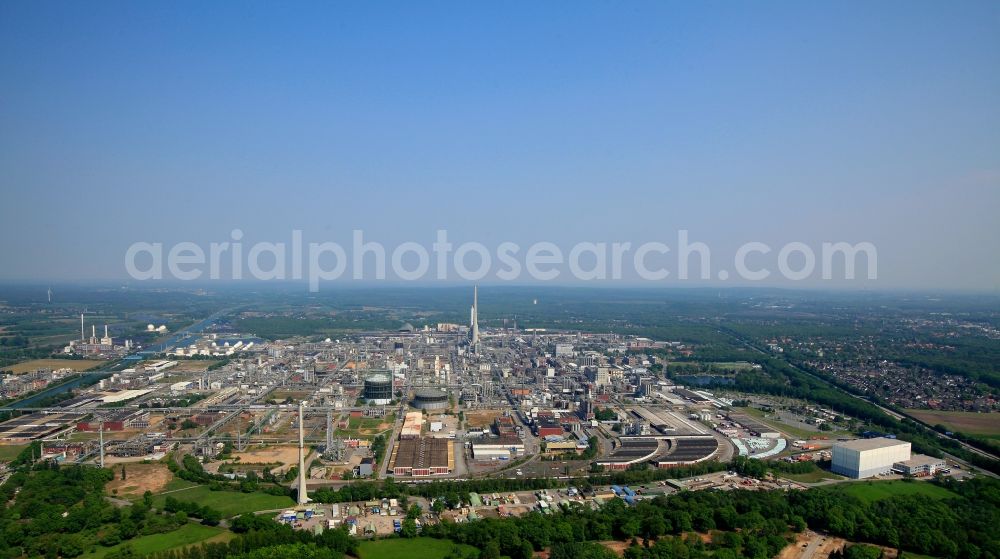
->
<box><xmin>388</xmin><ymin>436</ymin><xmax>454</xmax><ymax>477</ymax></box>
<box><xmin>831</xmin><ymin>437</ymin><xmax>912</xmax><ymax>479</ymax></box>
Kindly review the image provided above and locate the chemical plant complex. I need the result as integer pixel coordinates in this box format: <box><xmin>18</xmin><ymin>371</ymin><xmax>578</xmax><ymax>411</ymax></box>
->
<box><xmin>0</xmin><ymin>287</ymin><xmax>975</xmax><ymax>536</ymax></box>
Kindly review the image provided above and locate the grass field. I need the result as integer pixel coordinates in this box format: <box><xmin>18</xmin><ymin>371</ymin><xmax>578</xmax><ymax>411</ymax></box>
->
<box><xmin>81</xmin><ymin>524</ymin><xmax>225</xmax><ymax>559</ymax></box>
<box><xmin>780</xmin><ymin>468</ymin><xmax>845</xmax><ymax>483</ymax></box>
<box><xmin>905</xmin><ymin>409</ymin><xmax>1000</xmax><ymax>436</ymax></box>
<box><xmin>5</xmin><ymin>358</ymin><xmax>105</xmax><ymax>374</ymax></box>
<box><xmin>0</xmin><ymin>444</ymin><xmax>27</xmax><ymax>461</ymax></box>
<box><xmin>151</xmin><ymin>485</ymin><xmax>295</xmax><ymax>516</ymax></box>
<box><xmin>161</xmin><ymin>476</ymin><xmax>201</xmax><ymax>493</ymax></box>
<box><xmin>358</xmin><ymin>537</ymin><xmax>478</xmax><ymax>559</ymax></box>
<box><xmin>823</xmin><ymin>480</ymin><xmax>956</xmax><ymax>503</ymax></box>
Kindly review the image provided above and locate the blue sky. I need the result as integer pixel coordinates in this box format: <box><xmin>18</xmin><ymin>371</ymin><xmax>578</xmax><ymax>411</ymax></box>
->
<box><xmin>1</xmin><ymin>1</ymin><xmax>998</xmax><ymax>289</ymax></box>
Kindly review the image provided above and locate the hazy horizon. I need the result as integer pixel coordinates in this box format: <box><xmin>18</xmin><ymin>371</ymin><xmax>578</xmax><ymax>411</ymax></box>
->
<box><xmin>2</xmin><ymin>2</ymin><xmax>998</xmax><ymax>290</ymax></box>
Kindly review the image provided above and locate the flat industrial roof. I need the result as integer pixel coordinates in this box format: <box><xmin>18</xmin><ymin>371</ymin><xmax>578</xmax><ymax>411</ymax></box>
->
<box><xmin>391</xmin><ymin>437</ymin><xmax>451</xmax><ymax>470</ymax></box>
<box><xmin>896</xmin><ymin>454</ymin><xmax>946</xmax><ymax>467</ymax></box>
<box><xmin>835</xmin><ymin>437</ymin><xmax>910</xmax><ymax>451</ymax></box>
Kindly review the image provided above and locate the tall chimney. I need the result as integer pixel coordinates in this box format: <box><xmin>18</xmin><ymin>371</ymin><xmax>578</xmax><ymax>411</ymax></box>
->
<box><xmin>297</xmin><ymin>401</ymin><xmax>309</xmax><ymax>504</ymax></box>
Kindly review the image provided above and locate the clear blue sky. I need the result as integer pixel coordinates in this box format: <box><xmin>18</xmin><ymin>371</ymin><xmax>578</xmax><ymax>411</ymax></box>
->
<box><xmin>1</xmin><ymin>1</ymin><xmax>998</xmax><ymax>288</ymax></box>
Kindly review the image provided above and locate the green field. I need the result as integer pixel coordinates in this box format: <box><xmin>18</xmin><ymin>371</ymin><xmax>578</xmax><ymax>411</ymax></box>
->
<box><xmin>152</xmin><ymin>485</ymin><xmax>295</xmax><ymax>516</ymax></box>
<box><xmin>358</xmin><ymin>538</ymin><xmax>478</xmax><ymax>559</ymax></box>
<box><xmin>81</xmin><ymin>524</ymin><xmax>225</xmax><ymax>559</ymax></box>
<box><xmin>160</xmin><ymin>476</ymin><xmax>201</xmax><ymax>493</ymax></box>
<box><xmin>823</xmin><ymin>480</ymin><xmax>956</xmax><ymax>503</ymax></box>
<box><xmin>780</xmin><ymin>468</ymin><xmax>844</xmax><ymax>483</ymax></box>
<box><xmin>0</xmin><ymin>444</ymin><xmax>27</xmax><ymax>461</ymax></box>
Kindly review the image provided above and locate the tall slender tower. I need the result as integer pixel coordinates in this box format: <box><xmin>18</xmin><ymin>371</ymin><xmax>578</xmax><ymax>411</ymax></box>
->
<box><xmin>98</xmin><ymin>420</ymin><xmax>105</xmax><ymax>468</ymax></box>
<box><xmin>471</xmin><ymin>285</ymin><xmax>480</xmax><ymax>352</ymax></box>
<box><xmin>80</xmin><ymin>313</ymin><xmax>85</xmax><ymax>341</ymax></box>
<box><xmin>297</xmin><ymin>402</ymin><xmax>309</xmax><ymax>505</ymax></box>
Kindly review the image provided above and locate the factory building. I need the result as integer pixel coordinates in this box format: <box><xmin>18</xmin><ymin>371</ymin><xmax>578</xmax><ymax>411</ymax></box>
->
<box><xmin>892</xmin><ymin>455</ymin><xmax>948</xmax><ymax>477</ymax></box>
<box><xmin>831</xmin><ymin>437</ymin><xmax>911</xmax><ymax>479</ymax></box>
<box><xmin>472</xmin><ymin>434</ymin><xmax>526</xmax><ymax>460</ymax></box>
<box><xmin>400</xmin><ymin>411</ymin><xmax>423</xmax><ymax>439</ymax></box>
<box><xmin>389</xmin><ymin>437</ymin><xmax>454</xmax><ymax>476</ymax></box>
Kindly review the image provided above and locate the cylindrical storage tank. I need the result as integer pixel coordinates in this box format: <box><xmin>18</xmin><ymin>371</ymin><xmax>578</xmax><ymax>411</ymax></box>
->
<box><xmin>411</xmin><ymin>388</ymin><xmax>449</xmax><ymax>410</ymax></box>
<box><xmin>363</xmin><ymin>372</ymin><xmax>393</xmax><ymax>405</ymax></box>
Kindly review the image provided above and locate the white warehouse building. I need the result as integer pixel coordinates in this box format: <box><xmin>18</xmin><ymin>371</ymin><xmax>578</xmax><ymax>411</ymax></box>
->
<box><xmin>831</xmin><ymin>437</ymin><xmax>911</xmax><ymax>479</ymax></box>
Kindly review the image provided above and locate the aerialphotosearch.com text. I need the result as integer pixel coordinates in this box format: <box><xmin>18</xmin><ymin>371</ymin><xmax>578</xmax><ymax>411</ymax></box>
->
<box><xmin>124</xmin><ymin>229</ymin><xmax>878</xmax><ymax>291</ymax></box>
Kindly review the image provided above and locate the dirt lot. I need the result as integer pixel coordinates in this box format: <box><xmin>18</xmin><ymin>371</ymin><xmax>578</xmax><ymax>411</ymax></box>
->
<box><xmin>5</xmin><ymin>359</ymin><xmax>105</xmax><ymax>374</ymax></box>
<box><xmin>231</xmin><ymin>445</ymin><xmax>300</xmax><ymax>469</ymax></box>
<box><xmin>777</xmin><ymin>531</ymin><xmax>899</xmax><ymax>559</ymax></box>
<box><xmin>170</xmin><ymin>360</ymin><xmax>220</xmax><ymax>373</ymax></box>
<box><xmin>105</xmin><ymin>463</ymin><xmax>173</xmax><ymax>498</ymax></box>
<box><xmin>465</xmin><ymin>410</ymin><xmax>501</xmax><ymax>428</ymax></box>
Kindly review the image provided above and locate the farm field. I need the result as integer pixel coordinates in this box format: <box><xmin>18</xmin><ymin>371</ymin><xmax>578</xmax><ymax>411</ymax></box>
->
<box><xmin>80</xmin><ymin>524</ymin><xmax>225</xmax><ymax>559</ymax></box>
<box><xmin>151</xmin><ymin>485</ymin><xmax>295</xmax><ymax>516</ymax></box>
<box><xmin>905</xmin><ymin>409</ymin><xmax>1000</xmax><ymax>436</ymax></box>
<box><xmin>4</xmin><ymin>358</ymin><xmax>105</xmax><ymax>374</ymax></box>
<box><xmin>822</xmin><ymin>480</ymin><xmax>956</xmax><ymax>503</ymax></box>
<box><xmin>358</xmin><ymin>537</ymin><xmax>478</xmax><ymax>559</ymax></box>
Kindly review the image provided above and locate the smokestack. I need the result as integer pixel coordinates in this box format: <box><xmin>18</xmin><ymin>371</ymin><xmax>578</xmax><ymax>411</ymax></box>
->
<box><xmin>472</xmin><ymin>285</ymin><xmax>480</xmax><ymax>351</ymax></box>
<box><xmin>81</xmin><ymin>314</ymin><xmax>85</xmax><ymax>341</ymax></box>
<box><xmin>104</xmin><ymin>325</ymin><xmax>109</xmax><ymax>338</ymax></box>
<box><xmin>297</xmin><ymin>401</ymin><xmax>309</xmax><ymax>504</ymax></box>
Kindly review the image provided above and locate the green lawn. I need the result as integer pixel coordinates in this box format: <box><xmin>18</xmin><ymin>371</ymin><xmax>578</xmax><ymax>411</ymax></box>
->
<box><xmin>358</xmin><ymin>538</ymin><xmax>478</xmax><ymax>559</ymax></box>
<box><xmin>81</xmin><ymin>524</ymin><xmax>224</xmax><ymax>559</ymax></box>
<box><xmin>0</xmin><ymin>444</ymin><xmax>27</xmax><ymax>461</ymax></box>
<box><xmin>780</xmin><ymin>469</ymin><xmax>844</xmax><ymax>483</ymax></box>
<box><xmin>152</xmin><ymin>485</ymin><xmax>295</xmax><ymax>516</ymax></box>
<box><xmin>823</xmin><ymin>480</ymin><xmax>956</xmax><ymax>503</ymax></box>
<box><xmin>160</xmin><ymin>476</ymin><xmax>201</xmax><ymax>493</ymax></box>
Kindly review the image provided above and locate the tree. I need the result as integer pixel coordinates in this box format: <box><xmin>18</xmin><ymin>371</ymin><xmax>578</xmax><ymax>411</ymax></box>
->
<box><xmin>840</xmin><ymin>544</ymin><xmax>883</xmax><ymax>559</ymax></box>
<box><xmin>480</xmin><ymin>541</ymin><xmax>501</xmax><ymax>559</ymax></box>
<box><xmin>400</xmin><ymin>518</ymin><xmax>418</xmax><ymax>538</ymax></box>
<box><xmin>432</xmin><ymin>499</ymin><xmax>447</xmax><ymax>515</ymax></box>
<box><xmin>200</xmin><ymin>507</ymin><xmax>222</xmax><ymax>526</ymax></box>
